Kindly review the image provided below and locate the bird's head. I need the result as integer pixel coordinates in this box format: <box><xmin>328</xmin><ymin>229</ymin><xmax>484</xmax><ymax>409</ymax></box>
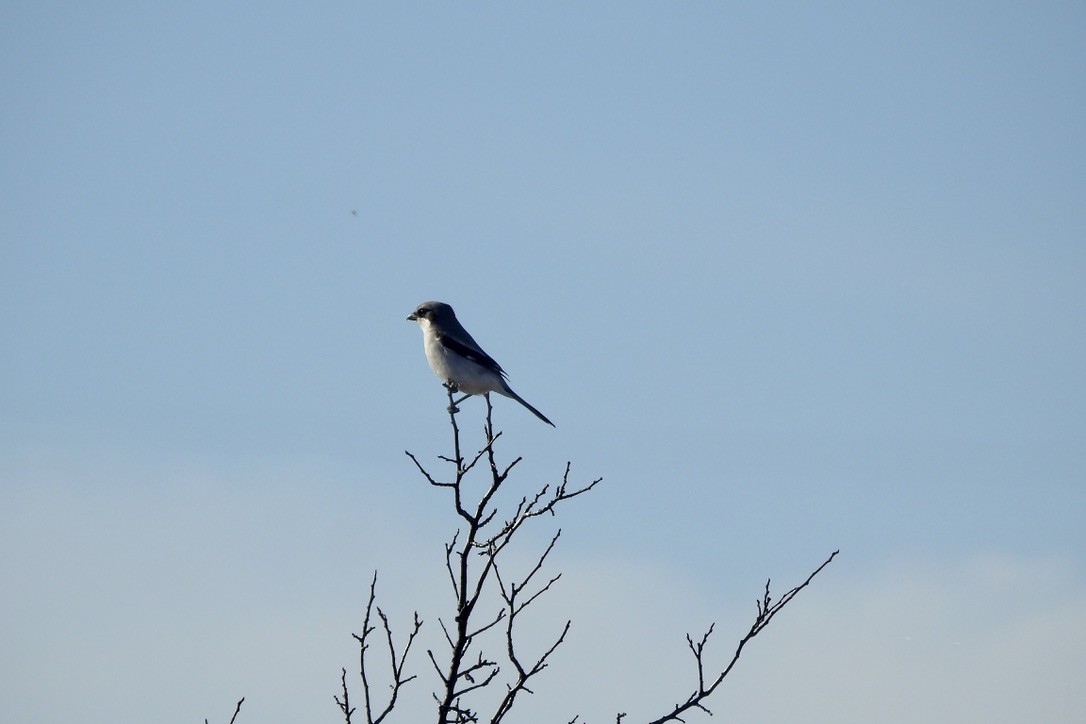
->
<box><xmin>407</xmin><ymin>301</ymin><xmax>455</xmax><ymax>325</ymax></box>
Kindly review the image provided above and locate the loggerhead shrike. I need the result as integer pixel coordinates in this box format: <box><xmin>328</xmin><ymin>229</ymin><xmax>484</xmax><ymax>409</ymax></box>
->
<box><xmin>407</xmin><ymin>301</ymin><xmax>555</xmax><ymax>426</ymax></box>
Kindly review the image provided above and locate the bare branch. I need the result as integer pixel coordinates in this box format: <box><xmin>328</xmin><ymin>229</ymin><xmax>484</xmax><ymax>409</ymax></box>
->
<box><xmin>466</xmin><ymin>608</ymin><xmax>507</xmax><ymax>640</ymax></box>
<box><xmin>363</xmin><ymin>377</ymin><xmax>832</xmax><ymax>724</ymax></box>
<box><xmin>415</xmin><ymin>393</ymin><xmax>602</xmax><ymax>723</ymax></box>
<box><xmin>373</xmin><ymin>606</ymin><xmax>421</xmax><ymax>722</ymax></box>
<box><xmin>486</xmin><ymin>528</ymin><xmax>573</xmax><ymax>723</ymax></box>
<box><xmin>335</xmin><ymin>669</ymin><xmax>355</xmax><ymax>723</ymax></box>
<box><xmin>492</xmin><ymin>618</ymin><xmax>571</xmax><ymax>723</ymax></box>
<box><xmin>429</xmin><ymin>648</ymin><xmax>449</xmax><ymax>684</ymax></box>
<box><xmin>405</xmin><ymin>450</ymin><xmax>452</xmax><ymax>488</ymax></box>
<box><xmin>444</xmin><ymin>533</ymin><xmax>462</xmax><ymax>600</ymax></box>
<box><xmin>228</xmin><ymin>699</ymin><xmax>245</xmax><ymax>724</ymax></box>
<box><xmin>339</xmin><ymin>572</ymin><xmax>423</xmax><ymax>724</ymax></box>
<box><xmin>206</xmin><ymin>697</ymin><xmax>245</xmax><ymax>724</ymax></box>
<box><xmin>644</xmin><ymin>550</ymin><xmax>839</xmax><ymax>724</ymax></box>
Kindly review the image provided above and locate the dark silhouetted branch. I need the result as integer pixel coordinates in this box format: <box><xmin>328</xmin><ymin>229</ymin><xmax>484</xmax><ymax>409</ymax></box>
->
<box><xmin>404</xmin><ymin>393</ymin><xmax>599</xmax><ymax>723</ymax></box>
<box><xmin>337</xmin><ymin>572</ymin><xmax>422</xmax><ymax>724</ymax></box>
<box><xmin>641</xmin><ymin>550</ymin><xmax>839</xmax><ymax>724</ymax></box>
<box><xmin>205</xmin><ymin>698</ymin><xmax>244</xmax><ymax>724</ymax></box>
<box><xmin>350</xmin><ymin>370</ymin><xmax>831</xmax><ymax>724</ymax></box>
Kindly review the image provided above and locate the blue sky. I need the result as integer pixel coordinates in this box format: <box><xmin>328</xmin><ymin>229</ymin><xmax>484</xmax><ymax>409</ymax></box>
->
<box><xmin>2</xmin><ymin>2</ymin><xmax>1084</xmax><ymax>722</ymax></box>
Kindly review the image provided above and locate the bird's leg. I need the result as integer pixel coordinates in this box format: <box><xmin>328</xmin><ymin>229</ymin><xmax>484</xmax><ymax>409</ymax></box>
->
<box><xmin>447</xmin><ymin>395</ymin><xmax>473</xmax><ymax>413</ymax></box>
<box><xmin>443</xmin><ymin>382</ymin><xmax>470</xmax><ymax>413</ymax></box>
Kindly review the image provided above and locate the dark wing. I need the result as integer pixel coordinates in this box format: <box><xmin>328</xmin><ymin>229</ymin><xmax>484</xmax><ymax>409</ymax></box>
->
<box><xmin>437</xmin><ymin>331</ymin><xmax>507</xmax><ymax>377</ymax></box>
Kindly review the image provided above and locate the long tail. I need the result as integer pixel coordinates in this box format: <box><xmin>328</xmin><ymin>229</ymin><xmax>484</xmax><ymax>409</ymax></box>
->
<box><xmin>499</xmin><ymin>384</ymin><xmax>555</xmax><ymax>427</ymax></box>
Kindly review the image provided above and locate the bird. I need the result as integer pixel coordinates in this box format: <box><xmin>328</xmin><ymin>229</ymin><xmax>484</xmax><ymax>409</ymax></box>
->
<box><xmin>407</xmin><ymin>301</ymin><xmax>555</xmax><ymax>426</ymax></box>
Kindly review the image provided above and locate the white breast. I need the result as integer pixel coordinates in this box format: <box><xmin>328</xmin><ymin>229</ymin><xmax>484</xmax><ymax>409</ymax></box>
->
<box><xmin>420</xmin><ymin>321</ymin><xmax>501</xmax><ymax>396</ymax></box>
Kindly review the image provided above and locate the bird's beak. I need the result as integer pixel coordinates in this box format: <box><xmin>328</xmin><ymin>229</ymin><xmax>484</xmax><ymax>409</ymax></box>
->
<box><xmin>407</xmin><ymin>312</ymin><xmax>417</xmax><ymax>321</ymax></box>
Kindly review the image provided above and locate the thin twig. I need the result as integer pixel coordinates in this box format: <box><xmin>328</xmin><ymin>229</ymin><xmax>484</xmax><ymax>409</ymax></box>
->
<box><xmin>339</xmin><ymin>572</ymin><xmax>423</xmax><ymax>724</ymax></box>
<box><xmin>643</xmin><ymin>550</ymin><xmax>839</xmax><ymax>724</ymax></box>
<box><xmin>206</xmin><ymin>697</ymin><xmax>245</xmax><ymax>724</ymax></box>
<box><xmin>426</xmin><ymin>391</ymin><xmax>600</xmax><ymax>723</ymax></box>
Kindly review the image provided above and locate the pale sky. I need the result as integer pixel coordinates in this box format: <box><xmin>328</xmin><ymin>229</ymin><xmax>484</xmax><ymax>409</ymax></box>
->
<box><xmin>2</xmin><ymin>3</ymin><xmax>1084</xmax><ymax>722</ymax></box>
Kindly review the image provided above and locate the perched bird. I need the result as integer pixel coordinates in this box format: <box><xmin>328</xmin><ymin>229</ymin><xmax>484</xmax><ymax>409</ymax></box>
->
<box><xmin>407</xmin><ymin>301</ymin><xmax>555</xmax><ymax>426</ymax></box>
